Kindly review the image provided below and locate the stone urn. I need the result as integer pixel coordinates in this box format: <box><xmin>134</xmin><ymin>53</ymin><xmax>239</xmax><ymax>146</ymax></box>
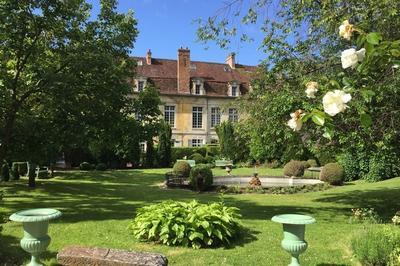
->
<box><xmin>9</xmin><ymin>208</ymin><xmax>62</xmax><ymax>266</ymax></box>
<box><xmin>271</xmin><ymin>214</ymin><xmax>316</xmax><ymax>266</ymax></box>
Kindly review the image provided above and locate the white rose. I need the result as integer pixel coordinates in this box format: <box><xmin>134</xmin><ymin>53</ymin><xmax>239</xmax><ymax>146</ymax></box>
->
<box><xmin>341</xmin><ymin>48</ymin><xmax>366</xmax><ymax>69</ymax></box>
<box><xmin>323</xmin><ymin>90</ymin><xmax>352</xmax><ymax>116</ymax></box>
<box><xmin>287</xmin><ymin>109</ymin><xmax>304</xmax><ymax>131</ymax></box>
<box><xmin>339</xmin><ymin>20</ymin><xmax>354</xmax><ymax>40</ymax></box>
<box><xmin>305</xmin><ymin>81</ymin><xmax>319</xmax><ymax>98</ymax></box>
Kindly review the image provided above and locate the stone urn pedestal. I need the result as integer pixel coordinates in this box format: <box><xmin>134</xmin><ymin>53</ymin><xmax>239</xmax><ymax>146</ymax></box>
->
<box><xmin>272</xmin><ymin>214</ymin><xmax>315</xmax><ymax>266</ymax></box>
<box><xmin>9</xmin><ymin>208</ymin><xmax>62</xmax><ymax>266</ymax></box>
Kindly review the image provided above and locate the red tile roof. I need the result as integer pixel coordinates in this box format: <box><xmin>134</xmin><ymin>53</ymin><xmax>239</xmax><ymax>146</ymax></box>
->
<box><xmin>132</xmin><ymin>57</ymin><xmax>257</xmax><ymax>97</ymax></box>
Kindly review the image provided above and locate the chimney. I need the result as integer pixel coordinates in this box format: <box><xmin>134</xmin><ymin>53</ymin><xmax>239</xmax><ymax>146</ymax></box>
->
<box><xmin>146</xmin><ymin>49</ymin><xmax>152</xmax><ymax>65</ymax></box>
<box><xmin>177</xmin><ymin>47</ymin><xmax>190</xmax><ymax>94</ymax></box>
<box><xmin>226</xmin><ymin>52</ymin><xmax>236</xmax><ymax>69</ymax></box>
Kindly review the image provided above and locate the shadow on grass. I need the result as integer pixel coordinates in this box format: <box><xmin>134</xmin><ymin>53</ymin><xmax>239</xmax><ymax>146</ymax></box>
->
<box><xmin>313</xmin><ymin>186</ymin><xmax>400</xmax><ymax>220</ymax></box>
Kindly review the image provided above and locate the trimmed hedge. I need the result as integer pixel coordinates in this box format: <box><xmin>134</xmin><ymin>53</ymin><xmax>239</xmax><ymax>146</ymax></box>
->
<box><xmin>171</xmin><ymin>146</ymin><xmax>221</xmax><ymax>163</ymax></box>
<box><xmin>189</xmin><ymin>164</ymin><xmax>213</xmax><ymax>191</ymax></box>
<box><xmin>283</xmin><ymin>160</ymin><xmax>305</xmax><ymax>177</ymax></box>
<box><xmin>320</xmin><ymin>163</ymin><xmax>344</xmax><ymax>185</ymax></box>
<box><xmin>307</xmin><ymin>159</ymin><xmax>318</xmax><ymax>167</ymax></box>
<box><xmin>190</xmin><ymin>153</ymin><xmax>205</xmax><ymax>164</ymax></box>
<box><xmin>80</xmin><ymin>162</ymin><xmax>93</xmax><ymax>171</ymax></box>
<box><xmin>173</xmin><ymin>161</ymin><xmax>191</xmax><ymax>177</ymax></box>
<box><xmin>95</xmin><ymin>163</ymin><xmax>107</xmax><ymax>171</ymax></box>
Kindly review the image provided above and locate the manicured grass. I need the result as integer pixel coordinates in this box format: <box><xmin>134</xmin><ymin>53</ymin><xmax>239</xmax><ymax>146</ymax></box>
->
<box><xmin>1</xmin><ymin>169</ymin><xmax>399</xmax><ymax>265</ymax></box>
<box><xmin>212</xmin><ymin>166</ymin><xmax>318</xmax><ymax>178</ymax></box>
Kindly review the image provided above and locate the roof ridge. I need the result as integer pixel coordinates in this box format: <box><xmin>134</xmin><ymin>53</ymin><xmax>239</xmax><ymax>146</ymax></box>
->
<box><xmin>130</xmin><ymin>56</ymin><xmax>256</xmax><ymax>67</ymax></box>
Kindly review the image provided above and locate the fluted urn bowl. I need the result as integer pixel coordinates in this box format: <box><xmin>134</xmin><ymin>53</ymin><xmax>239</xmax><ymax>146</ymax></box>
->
<box><xmin>9</xmin><ymin>208</ymin><xmax>62</xmax><ymax>266</ymax></box>
<box><xmin>272</xmin><ymin>214</ymin><xmax>316</xmax><ymax>266</ymax></box>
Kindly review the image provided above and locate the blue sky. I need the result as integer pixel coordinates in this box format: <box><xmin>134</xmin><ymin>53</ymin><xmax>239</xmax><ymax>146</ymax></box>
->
<box><xmin>87</xmin><ymin>0</ymin><xmax>266</xmax><ymax>66</ymax></box>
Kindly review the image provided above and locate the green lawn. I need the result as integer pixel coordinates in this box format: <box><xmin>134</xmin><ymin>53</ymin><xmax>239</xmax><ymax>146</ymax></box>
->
<box><xmin>1</xmin><ymin>168</ymin><xmax>399</xmax><ymax>265</ymax></box>
<box><xmin>212</xmin><ymin>166</ymin><xmax>317</xmax><ymax>178</ymax></box>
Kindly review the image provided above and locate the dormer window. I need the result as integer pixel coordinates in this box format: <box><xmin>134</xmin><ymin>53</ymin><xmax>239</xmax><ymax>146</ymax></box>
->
<box><xmin>192</xmin><ymin>78</ymin><xmax>205</xmax><ymax>95</ymax></box>
<box><xmin>228</xmin><ymin>81</ymin><xmax>240</xmax><ymax>97</ymax></box>
<box><xmin>134</xmin><ymin>77</ymin><xmax>147</xmax><ymax>92</ymax></box>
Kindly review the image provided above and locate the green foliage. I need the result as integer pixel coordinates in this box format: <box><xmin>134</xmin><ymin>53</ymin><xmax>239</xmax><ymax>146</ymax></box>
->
<box><xmin>189</xmin><ymin>153</ymin><xmax>205</xmax><ymax>164</ymax></box>
<box><xmin>145</xmin><ymin>140</ymin><xmax>156</xmax><ymax>168</ymax></box>
<box><xmin>11</xmin><ymin>163</ymin><xmax>19</xmax><ymax>180</ymax></box>
<box><xmin>95</xmin><ymin>163</ymin><xmax>107</xmax><ymax>171</ymax></box>
<box><xmin>189</xmin><ymin>164</ymin><xmax>213</xmax><ymax>191</ymax></box>
<box><xmin>216</xmin><ymin>121</ymin><xmax>249</xmax><ymax>162</ymax></box>
<box><xmin>337</xmin><ymin>153</ymin><xmax>360</xmax><ymax>181</ymax></box>
<box><xmin>283</xmin><ymin>160</ymin><xmax>305</xmax><ymax>177</ymax></box>
<box><xmin>171</xmin><ymin>147</ymin><xmax>208</xmax><ymax>162</ymax></box>
<box><xmin>364</xmin><ymin>151</ymin><xmax>400</xmax><ymax>182</ymax></box>
<box><xmin>1</xmin><ymin>161</ymin><xmax>10</xmax><ymax>182</ymax></box>
<box><xmin>12</xmin><ymin>162</ymin><xmax>28</xmax><ymax>176</ymax></box>
<box><xmin>307</xmin><ymin>159</ymin><xmax>318</xmax><ymax>168</ymax></box>
<box><xmin>264</xmin><ymin>160</ymin><xmax>281</xmax><ymax>169</ymax></box>
<box><xmin>301</xmin><ymin>161</ymin><xmax>311</xmax><ymax>169</ymax></box>
<box><xmin>36</xmin><ymin>168</ymin><xmax>49</xmax><ymax>179</ymax></box>
<box><xmin>128</xmin><ymin>200</ymin><xmax>242</xmax><ymax>249</ymax></box>
<box><xmin>204</xmin><ymin>155</ymin><xmax>214</xmax><ymax>164</ymax></box>
<box><xmin>351</xmin><ymin>226</ymin><xmax>400</xmax><ymax>266</ymax></box>
<box><xmin>320</xmin><ymin>163</ymin><xmax>344</xmax><ymax>185</ymax></box>
<box><xmin>79</xmin><ymin>162</ymin><xmax>93</xmax><ymax>171</ymax></box>
<box><xmin>173</xmin><ymin>161</ymin><xmax>191</xmax><ymax>178</ymax></box>
<box><xmin>27</xmin><ymin>162</ymin><xmax>36</xmax><ymax>188</ymax></box>
<box><xmin>218</xmin><ymin>183</ymin><xmax>331</xmax><ymax>194</ymax></box>
<box><xmin>157</xmin><ymin>122</ymin><xmax>172</xmax><ymax>168</ymax></box>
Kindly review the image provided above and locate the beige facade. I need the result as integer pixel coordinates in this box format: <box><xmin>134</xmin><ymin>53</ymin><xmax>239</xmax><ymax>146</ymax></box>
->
<box><xmin>160</xmin><ymin>94</ymin><xmax>239</xmax><ymax>147</ymax></box>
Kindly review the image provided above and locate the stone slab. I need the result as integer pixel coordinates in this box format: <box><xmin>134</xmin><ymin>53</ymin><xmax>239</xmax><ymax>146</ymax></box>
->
<box><xmin>57</xmin><ymin>246</ymin><xmax>168</xmax><ymax>266</ymax></box>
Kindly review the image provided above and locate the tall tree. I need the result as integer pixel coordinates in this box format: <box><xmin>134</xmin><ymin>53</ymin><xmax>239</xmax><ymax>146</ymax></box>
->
<box><xmin>157</xmin><ymin>122</ymin><xmax>172</xmax><ymax>167</ymax></box>
<box><xmin>0</xmin><ymin>0</ymin><xmax>138</xmax><ymax>162</ymax></box>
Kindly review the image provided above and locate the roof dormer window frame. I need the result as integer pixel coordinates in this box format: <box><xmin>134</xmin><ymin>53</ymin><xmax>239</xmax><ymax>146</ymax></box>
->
<box><xmin>191</xmin><ymin>78</ymin><xmax>205</xmax><ymax>96</ymax></box>
<box><xmin>228</xmin><ymin>81</ymin><xmax>240</xmax><ymax>97</ymax></box>
<box><xmin>134</xmin><ymin>77</ymin><xmax>148</xmax><ymax>92</ymax></box>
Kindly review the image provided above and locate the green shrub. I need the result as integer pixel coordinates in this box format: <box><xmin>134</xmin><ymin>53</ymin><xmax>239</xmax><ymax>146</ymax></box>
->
<box><xmin>171</xmin><ymin>147</ymin><xmax>207</xmax><ymax>162</ymax></box>
<box><xmin>351</xmin><ymin>226</ymin><xmax>400</xmax><ymax>266</ymax></box>
<box><xmin>95</xmin><ymin>163</ymin><xmax>107</xmax><ymax>171</ymax></box>
<box><xmin>190</xmin><ymin>153</ymin><xmax>205</xmax><ymax>164</ymax></box>
<box><xmin>80</xmin><ymin>162</ymin><xmax>93</xmax><ymax>171</ymax></box>
<box><xmin>364</xmin><ymin>152</ymin><xmax>399</xmax><ymax>182</ymax></box>
<box><xmin>389</xmin><ymin>247</ymin><xmax>400</xmax><ymax>266</ymax></box>
<box><xmin>1</xmin><ymin>161</ymin><xmax>10</xmax><ymax>182</ymax></box>
<box><xmin>11</xmin><ymin>163</ymin><xmax>20</xmax><ymax>180</ymax></box>
<box><xmin>301</xmin><ymin>161</ymin><xmax>311</xmax><ymax>169</ymax></box>
<box><xmin>320</xmin><ymin>163</ymin><xmax>344</xmax><ymax>185</ymax></box>
<box><xmin>204</xmin><ymin>155</ymin><xmax>214</xmax><ymax>164</ymax></box>
<box><xmin>173</xmin><ymin>161</ymin><xmax>191</xmax><ymax>177</ymax></box>
<box><xmin>307</xmin><ymin>159</ymin><xmax>318</xmax><ymax>167</ymax></box>
<box><xmin>27</xmin><ymin>163</ymin><xmax>36</xmax><ymax>188</ymax></box>
<box><xmin>128</xmin><ymin>200</ymin><xmax>242</xmax><ymax>249</ymax></box>
<box><xmin>264</xmin><ymin>160</ymin><xmax>281</xmax><ymax>168</ymax></box>
<box><xmin>337</xmin><ymin>153</ymin><xmax>360</xmax><ymax>181</ymax></box>
<box><xmin>283</xmin><ymin>160</ymin><xmax>305</xmax><ymax>177</ymax></box>
<box><xmin>189</xmin><ymin>164</ymin><xmax>213</xmax><ymax>191</ymax></box>
<box><xmin>36</xmin><ymin>168</ymin><xmax>49</xmax><ymax>179</ymax></box>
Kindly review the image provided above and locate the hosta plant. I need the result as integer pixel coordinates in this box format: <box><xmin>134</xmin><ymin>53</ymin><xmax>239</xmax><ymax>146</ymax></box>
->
<box><xmin>128</xmin><ymin>200</ymin><xmax>242</xmax><ymax>249</ymax></box>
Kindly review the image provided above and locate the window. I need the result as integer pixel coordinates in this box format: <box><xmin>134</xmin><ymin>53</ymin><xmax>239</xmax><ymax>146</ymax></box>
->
<box><xmin>228</xmin><ymin>108</ymin><xmax>239</xmax><ymax>122</ymax></box>
<box><xmin>231</xmin><ymin>86</ymin><xmax>238</xmax><ymax>97</ymax></box>
<box><xmin>211</xmin><ymin>107</ymin><xmax>221</xmax><ymax>128</ymax></box>
<box><xmin>189</xmin><ymin>139</ymin><xmax>203</xmax><ymax>147</ymax></box>
<box><xmin>192</xmin><ymin>79</ymin><xmax>204</xmax><ymax>95</ymax></box>
<box><xmin>164</xmin><ymin>105</ymin><xmax>175</xmax><ymax>127</ymax></box>
<box><xmin>192</xmin><ymin>106</ymin><xmax>203</xmax><ymax>129</ymax></box>
<box><xmin>138</xmin><ymin>81</ymin><xmax>144</xmax><ymax>92</ymax></box>
<box><xmin>195</xmin><ymin>84</ymin><xmax>201</xmax><ymax>95</ymax></box>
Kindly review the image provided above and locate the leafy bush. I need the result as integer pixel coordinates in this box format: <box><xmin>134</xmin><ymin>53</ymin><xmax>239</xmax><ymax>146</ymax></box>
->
<box><xmin>204</xmin><ymin>155</ymin><xmax>214</xmax><ymax>164</ymax></box>
<box><xmin>351</xmin><ymin>226</ymin><xmax>400</xmax><ymax>266</ymax></box>
<box><xmin>11</xmin><ymin>163</ymin><xmax>20</xmax><ymax>180</ymax></box>
<box><xmin>264</xmin><ymin>160</ymin><xmax>281</xmax><ymax>168</ymax></box>
<box><xmin>320</xmin><ymin>163</ymin><xmax>344</xmax><ymax>185</ymax></box>
<box><xmin>189</xmin><ymin>164</ymin><xmax>213</xmax><ymax>191</ymax></box>
<box><xmin>1</xmin><ymin>161</ymin><xmax>10</xmax><ymax>182</ymax></box>
<box><xmin>171</xmin><ymin>147</ymin><xmax>207</xmax><ymax>162</ymax></box>
<box><xmin>95</xmin><ymin>163</ymin><xmax>107</xmax><ymax>171</ymax></box>
<box><xmin>129</xmin><ymin>200</ymin><xmax>242</xmax><ymax>249</ymax></box>
<box><xmin>389</xmin><ymin>247</ymin><xmax>400</xmax><ymax>266</ymax></box>
<box><xmin>218</xmin><ymin>183</ymin><xmax>331</xmax><ymax>194</ymax></box>
<box><xmin>80</xmin><ymin>162</ymin><xmax>93</xmax><ymax>171</ymax></box>
<box><xmin>364</xmin><ymin>152</ymin><xmax>400</xmax><ymax>182</ymax></box>
<box><xmin>283</xmin><ymin>160</ymin><xmax>305</xmax><ymax>177</ymax></box>
<box><xmin>337</xmin><ymin>153</ymin><xmax>360</xmax><ymax>181</ymax></box>
<box><xmin>190</xmin><ymin>153</ymin><xmax>205</xmax><ymax>164</ymax></box>
<box><xmin>301</xmin><ymin>161</ymin><xmax>311</xmax><ymax>169</ymax></box>
<box><xmin>173</xmin><ymin>161</ymin><xmax>191</xmax><ymax>177</ymax></box>
<box><xmin>349</xmin><ymin>208</ymin><xmax>381</xmax><ymax>224</ymax></box>
<box><xmin>307</xmin><ymin>159</ymin><xmax>318</xmax><ymax>167</ymax></box>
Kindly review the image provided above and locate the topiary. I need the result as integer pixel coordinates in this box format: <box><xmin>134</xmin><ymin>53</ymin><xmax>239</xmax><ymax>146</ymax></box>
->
<box><xmin>307</xmin><ymin>159</ymin><xmax>318</xmax><ymax>168</ymax></box>
<box><xmin>190</xmin><ymin>153</ymin><xmax>205</xmax><ymax>164</ymax></box>
<box><xmin>189</xmin><ymin>164</ymin><xmax>213</xmax><ymax>191</ymax></box>
<box><xmin>1</xmin><ymin>161</ymin><xmax>10</xmax><ymax>182</ymax></box>
<box><xmin>11</xmin><ymin>163</ymin><xmax>20</xmax><ymax>180</ymax></box>
<box><xmin>320</xmin><ymin>163</ymin><xmax>344</xmax><ymax>185</ymax></box>
<box><xmin>283</xmin><ymin>160</ymin><xmax>305</xmax><ymax>177</ymax></box>
<box><xmin>80</xmin><ymin>162</ymin><xmax>93</xmax><ymax>171</ymax></box>
<box><xmin>301</xmin><ymin>161</ymin><xmax>311</xmax><ymax>169</ymax></box>
<box><xmin>95</xmin><ymin>163</ymin><xmax>107</xmax><ymax>171</ymax></box>
<box><xmin>173</xmin><ymin>161</ymin><xmax>191</xmax><ymax>177</ymax></box>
